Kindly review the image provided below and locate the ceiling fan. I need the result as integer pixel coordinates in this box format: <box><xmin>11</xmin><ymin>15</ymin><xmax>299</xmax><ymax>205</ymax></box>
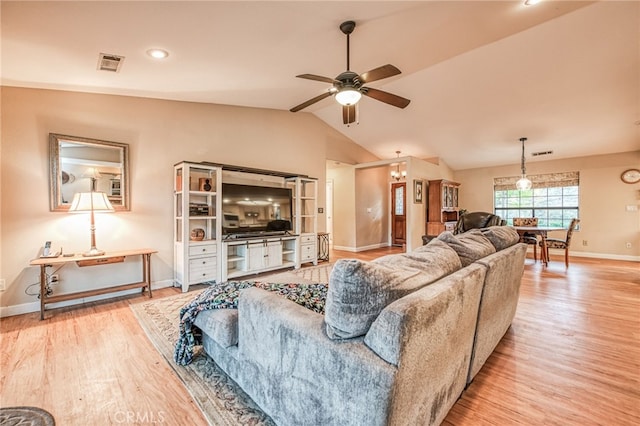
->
<box><xmin>290</xmin><ymin>20</ymin><xmax>411</xmax><ymax>125</ymax></box>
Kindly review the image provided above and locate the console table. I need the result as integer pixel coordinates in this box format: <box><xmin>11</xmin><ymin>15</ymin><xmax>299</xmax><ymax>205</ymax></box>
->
<box><xmin>29</xmin><ymin>248</ymin><xmax>157</xmax><ymax>320</ymax></box>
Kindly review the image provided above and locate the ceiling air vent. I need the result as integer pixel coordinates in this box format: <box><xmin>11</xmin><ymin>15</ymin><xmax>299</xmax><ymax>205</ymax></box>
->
<box><xmin>97</xmin><ymin>53</ymin><xmax>124</xmax><ymax>72</ymax></box>
<box><xmin>532</xmin><ymin>150</ymin><xmax>553</xmax><ymax>157</ymax></box>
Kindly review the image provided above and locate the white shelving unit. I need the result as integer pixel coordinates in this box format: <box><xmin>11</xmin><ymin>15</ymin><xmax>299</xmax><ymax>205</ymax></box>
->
<box><xmin>287</xmin><ymin>177</ymin><xmax>318</xmax><ymax>266</ymax></box>
<box><xmin>174</xmin><ymin>162</ymin><xmax>318</xmax><ymax>286</ymax></box>
<box><xmin>174</xmin><ymin>162</ymin><xmax>222</xmax><ymax>291</ymax></box>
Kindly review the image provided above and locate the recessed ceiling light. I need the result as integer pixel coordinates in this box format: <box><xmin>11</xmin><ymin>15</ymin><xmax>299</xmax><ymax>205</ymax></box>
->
<box><xmin>524</xmin><ymin>0</ymin><xmax>541</xmax><ymax>5</ymax></box>
<box><xmin>146</xmin><ymin>49</ymin><xmax>169</xmax><ymax>59</ymax></box>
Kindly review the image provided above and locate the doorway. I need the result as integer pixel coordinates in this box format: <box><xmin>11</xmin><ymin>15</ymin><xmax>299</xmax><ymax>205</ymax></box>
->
<box><xmin>391</xmin><ymin>182</ymin><xmax>406</xmax><ymax>247</ymax></box>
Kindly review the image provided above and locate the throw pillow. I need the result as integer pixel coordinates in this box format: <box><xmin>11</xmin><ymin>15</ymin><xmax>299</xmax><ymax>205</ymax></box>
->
<box><xmin>437</xmin><ymin>229</ymin><xmax>496</xmax><ymax>267</ymax></box>
<box><xmin>480</xmin><ymin>226</ymin><xmax>521</xmax><ymax>251</ymax></box>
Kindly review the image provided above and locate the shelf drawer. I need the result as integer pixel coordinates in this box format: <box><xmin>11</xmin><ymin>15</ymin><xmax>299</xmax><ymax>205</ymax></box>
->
<box><xmin>189</xmin><ymin>243</ymin><xmax>217</xmax><ymax>256</ymax></box>
<box><xmin>300</xmin><ymin>243</ymin><xmax>316</xmax><ymax>261</ymax></box>
<box><xmin>300</xmin><ymin>235</ymin><xmax>315</xmax><ymax>244</ymax></box>
<box><xmin>189</xmin><ymin>257</ymin><xmax>217</xmax><ymax>281</ymax></box>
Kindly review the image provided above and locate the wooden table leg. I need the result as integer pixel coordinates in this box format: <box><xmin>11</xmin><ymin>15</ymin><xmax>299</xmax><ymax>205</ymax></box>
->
<box><xmin>40</xmin><ymin>265</ymin><xmax>46</xmax><ymax>320</ymax></box>
<box><xmin>540</xmin><ymin>232</ymin><xmax>548</xmax><ymax>266</ymax></box>
<box><xmin>144</xmin><ymin>253</ymin><xmax>153</xmax><ymax>298</ymax></box>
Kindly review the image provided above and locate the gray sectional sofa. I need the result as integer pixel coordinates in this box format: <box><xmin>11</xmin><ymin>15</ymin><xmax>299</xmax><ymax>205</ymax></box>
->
<box><xmin>193</xmin><ymin>226</ymin><xmax>527</xmax><ymax>425</ymax></box>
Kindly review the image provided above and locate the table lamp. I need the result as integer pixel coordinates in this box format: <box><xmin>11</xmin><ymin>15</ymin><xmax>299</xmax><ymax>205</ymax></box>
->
<box><xmin>69</xmin><ymin>191</ymin><xmax>115</xmax><ymax>256</ymax></box>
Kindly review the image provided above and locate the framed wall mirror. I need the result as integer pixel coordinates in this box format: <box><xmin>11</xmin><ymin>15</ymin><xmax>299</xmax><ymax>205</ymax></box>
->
<box><xmin>49</xmin><ymin>133</ymin><xmax>130</xmax><ymax>211</ymax></box>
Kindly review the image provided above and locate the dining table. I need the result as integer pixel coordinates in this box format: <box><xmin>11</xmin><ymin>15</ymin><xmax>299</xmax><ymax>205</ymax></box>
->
<box><xmin>511</xmin><ymin>225</ymin><xmax>566</xmax><ymax>266</ymax></box>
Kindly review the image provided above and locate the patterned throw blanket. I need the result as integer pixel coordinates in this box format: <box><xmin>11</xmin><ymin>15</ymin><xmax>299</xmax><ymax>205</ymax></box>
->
<box><xmin>174</xmin><ymin>281</ymin><xmax>328</xmax><ymax>365</ymax></box>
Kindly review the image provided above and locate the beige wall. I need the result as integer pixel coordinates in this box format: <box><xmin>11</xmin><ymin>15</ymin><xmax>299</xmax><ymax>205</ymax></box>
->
<box><xmin>0</xmin><ymin>87</ymin><xmax>374</xmax><ymax>311</ymax></box>
<box><xmin>454</xmin><ymin>151</ymin><xmax>640</xmax><ymax>259</ymax></box>
<box><xmin>326</xmin><ymin>164</ymin><xmax>356</xmax><ymax>249</ymax></box>
<box><xmin>355</xmin><ymin>167</ymin><xmax>390</xmax><ymax>249</ymax></box>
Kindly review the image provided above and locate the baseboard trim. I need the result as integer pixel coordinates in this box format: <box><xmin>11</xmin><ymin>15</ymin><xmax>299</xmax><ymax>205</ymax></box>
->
<box><xmin>0</xmin><ymin>279</ymin><xmax>174</xmax><ymax>318</ymax></box>
<box><xmin>525</xmin><ymin>247</ymin><xmax>638</xmax><ymax>262</ymax></box>
<box><xmin>570</xmin><ymin>251</ymin><xmax>639</xmax><ymax>262</ymax></box>
<box><xmin>332</xmin><ymin>242</ymin><xmax>390</xmax><ymax>253</ymax></box>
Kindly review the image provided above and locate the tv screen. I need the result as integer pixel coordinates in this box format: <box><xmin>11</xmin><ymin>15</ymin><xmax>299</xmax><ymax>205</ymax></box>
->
<box><xmin>222</xmin><ymin>183</ymin><xmax>292</xmax><ymax>236</ymax></box>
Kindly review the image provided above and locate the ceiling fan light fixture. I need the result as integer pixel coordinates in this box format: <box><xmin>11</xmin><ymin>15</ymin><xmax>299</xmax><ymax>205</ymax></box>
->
<box><xmin>335</xmin><ymin>88</ymin><xmax>362</xmax><ymax>106</ymax></box>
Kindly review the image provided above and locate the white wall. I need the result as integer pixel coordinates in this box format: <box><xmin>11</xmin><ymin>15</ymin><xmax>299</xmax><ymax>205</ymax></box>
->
<box><xmin>0</xmin><ymin>87</ymin><xmax>375</xmax><ymax>313</ymax></box>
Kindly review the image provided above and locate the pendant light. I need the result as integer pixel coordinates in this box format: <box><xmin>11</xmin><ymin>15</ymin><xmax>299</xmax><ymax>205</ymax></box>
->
<box><xmin>516</xmin><ymin>137</ymin><xmax>532</xmax><ymax>190</ymax></box>
<box><xmin>390</xmin><ymin>151</ymin><xmax>406</xmax><ymax>181</ymax></box>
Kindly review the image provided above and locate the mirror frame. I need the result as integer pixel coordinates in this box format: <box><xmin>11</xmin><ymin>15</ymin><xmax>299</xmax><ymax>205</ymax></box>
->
<box><xmin>49</xmin><ymin>133</ymin><xmax>130</xmax><ymax>212</ymax></box>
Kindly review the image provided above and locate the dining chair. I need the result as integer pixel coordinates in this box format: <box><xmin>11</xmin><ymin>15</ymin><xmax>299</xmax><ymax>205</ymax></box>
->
<box><xmin>513</xmin><ymin>217</ymin><xmax>539</xmax><ymax>261</ymax></box>
<box><xmin>539</xmin><ymin>218</ymin><xmax>580</xmax><ymax>267</ymax></box>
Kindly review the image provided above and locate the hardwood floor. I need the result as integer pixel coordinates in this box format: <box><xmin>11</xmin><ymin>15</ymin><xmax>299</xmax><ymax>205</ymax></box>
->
<box><xmin>1</xmin><ymin>249</ymin><xmax>638</xmax><ymax>425</ymax></box>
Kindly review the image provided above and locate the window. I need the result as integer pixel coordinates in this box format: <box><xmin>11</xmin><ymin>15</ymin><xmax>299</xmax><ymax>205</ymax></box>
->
<box><xmin>494</xmin><ymin>172</ymin><xmax>579</xmax><ymax>227</ymax></box>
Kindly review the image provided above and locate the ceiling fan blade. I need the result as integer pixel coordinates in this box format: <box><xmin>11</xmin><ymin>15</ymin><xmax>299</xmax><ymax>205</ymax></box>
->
<box><xmin>342</xmin><ymin>105</ymin><xmax>356</xmax><ymax>124</ymax></box>
<box><xmin>290</xmin><ymin>91</ymin><xmax>333</xmax><ymax>112</ymax></box>
<box><xmin>296</xmin><ymin>74</ymin><xmax>337</xmax><ymax>84</ymax></box>
<box><xmin>359</xmin><ymin>64</ymin><xmax>401</xmax><ymax>84</ymax></box>
<box><xmin>362</xmin><ymin>87</ymin><xmax>411</xmax><ymax>109</ymax></box>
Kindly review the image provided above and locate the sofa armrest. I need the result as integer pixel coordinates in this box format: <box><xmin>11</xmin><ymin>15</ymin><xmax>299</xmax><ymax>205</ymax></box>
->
<box><xmin>365</xmin><ymin>263</ymin><xmax>486</xmax><ymax>426</ymax></box>
<box><xmin>468</xmin><ymin>242</ymin><xmax>527</xmax><ymax>381</ymax></box>
<box><xmin>236</xmin><ymin>287</ymin><xmax>396</xmax><ymax>426</ymax></box>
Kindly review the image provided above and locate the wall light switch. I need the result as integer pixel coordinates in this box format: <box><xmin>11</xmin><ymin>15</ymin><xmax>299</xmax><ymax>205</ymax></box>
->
<box><xmin>626</xmin><ymin>205</ymin><xmax>638</xmax><ymax>212</ymax></box>
<box><xmin>0</xmin><ymin>279</ymin><xmax>5</xmax><ymax>291</ymax></box>
<box><xmin>366</xmin><ymin>208</ymin><xmax>372</xmax><ymax>213</ymax></box>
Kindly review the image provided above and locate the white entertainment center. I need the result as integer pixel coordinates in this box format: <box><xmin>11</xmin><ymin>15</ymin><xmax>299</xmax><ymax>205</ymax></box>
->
<box><xmin>173</xmin><ymin>161</ymin><xmax>318</xmax><ymax>292</ymax></box>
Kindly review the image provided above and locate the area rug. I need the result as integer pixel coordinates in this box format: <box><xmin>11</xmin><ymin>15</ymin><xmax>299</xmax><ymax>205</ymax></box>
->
<box><xmin>130</xmin><ymin>263</ymin><xmax>333</xmax><ymax>426</ymax></box>
<box><xmin>0</xmin><ymin>406</ymin><xmax>55</xmax><ymax>426</ymax></box>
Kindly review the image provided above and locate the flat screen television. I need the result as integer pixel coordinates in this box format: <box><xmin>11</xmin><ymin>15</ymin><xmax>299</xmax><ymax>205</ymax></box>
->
<box><xmin>222</xmin><ymin>183</ymin><xmax>293</xmax><ymax>237</ymax></box>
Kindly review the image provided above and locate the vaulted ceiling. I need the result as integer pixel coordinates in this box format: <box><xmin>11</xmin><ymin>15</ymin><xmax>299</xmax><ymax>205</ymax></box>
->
<box><xmin>2</xmin><ymin>1</ymin><xmax>638</xmax><ymax>170</ymax></box>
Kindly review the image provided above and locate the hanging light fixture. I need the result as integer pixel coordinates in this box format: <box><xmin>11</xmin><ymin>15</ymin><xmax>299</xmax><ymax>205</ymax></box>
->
<box><xmin>390</xmin><ymin>151</ymin><xmax>407</xmax><ymax>181</ymax></box>
<box><xmin>516</xmin><ymin>137</ymin><xmax>532</xmax><ymax>190</ymax></box>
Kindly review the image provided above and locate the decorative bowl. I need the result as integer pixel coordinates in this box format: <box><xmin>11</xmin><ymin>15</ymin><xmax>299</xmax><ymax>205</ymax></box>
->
<box><xmin>190</xmin><ymin>228</ymin><xmax>205</xmax><ymax>241</ymax></box>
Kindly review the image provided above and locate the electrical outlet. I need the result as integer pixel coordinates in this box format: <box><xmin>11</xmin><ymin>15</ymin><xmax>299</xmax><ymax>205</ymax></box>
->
<box><xmin>0</xmin><ymin>279</ymin><xmax>5</xmax><ymax>291</ymax></box>
<box><xmin>582</xmin><ymin>240</ymin><xmax>588</xmax><ymax>246</ymax></box>
<box><xmin>626</xmin><ymin>242</ymin><xmax>632</xmax><ymax>249</ymax></box>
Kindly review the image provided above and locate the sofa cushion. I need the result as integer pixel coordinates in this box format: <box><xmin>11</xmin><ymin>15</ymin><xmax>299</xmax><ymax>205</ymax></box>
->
<box><xmin>437</xmin><ymin>229</ymin><xmax>496</xmax><ymax>267</ymax></box>
<box><xmin>193</xmin><ymin>308</ymin><xmax>239</xmax><ymax>348</ymax></box>
<box><xmin>480</xmin><ymin>226</ymin><xmax>521</xmax><ymax>251</ymax></box>
<box><xmin>324</xmin><ymin>243</ymin><xmax>461</xmax><ymax>340</ymax></box>
<box><xmin>376</xmin><ymin>239</ymin><xmax>462</xmax><ymax>272</ymax></box>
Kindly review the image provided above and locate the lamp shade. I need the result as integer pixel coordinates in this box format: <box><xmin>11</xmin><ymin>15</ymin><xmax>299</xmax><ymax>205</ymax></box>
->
<box><xmin>69</xmin><ymin>192</ymin><xmax>115</xmax><ymax>213</ymax></box>
<box><xmin>335</xmin><ymin>88</ymin><xmax>362</xmax><ymax>106</ymax></box>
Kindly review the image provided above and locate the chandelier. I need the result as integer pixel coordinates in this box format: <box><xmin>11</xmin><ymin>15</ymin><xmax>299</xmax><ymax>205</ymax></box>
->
<box><xmin>516</xmin><ymin>137</ymin><xmax>532</xmax><ymax>190</ymax></box>
<box><xmin>390</xmin><ymin>151</ymin><xmax>406</xmax><ymax>181</ymax></box>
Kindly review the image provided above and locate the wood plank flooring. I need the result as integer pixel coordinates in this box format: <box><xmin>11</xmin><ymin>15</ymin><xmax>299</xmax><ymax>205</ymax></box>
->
<box><xmin>1</xmin><ymin>249</ymin><xmax>638</xmax><ymax>425</ymax></box>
